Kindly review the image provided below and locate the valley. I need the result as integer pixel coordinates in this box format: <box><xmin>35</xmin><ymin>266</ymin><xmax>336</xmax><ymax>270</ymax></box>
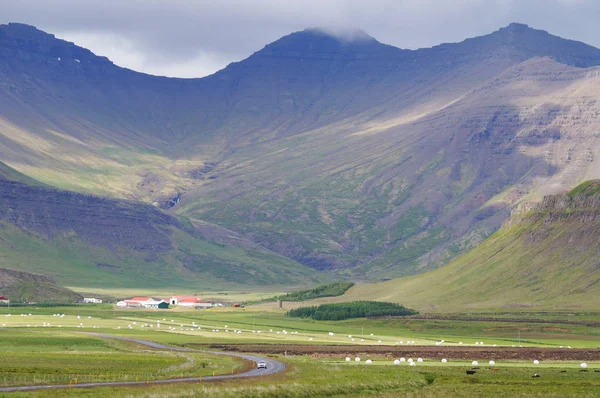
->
<box><xmin>4</xmin><ymin>22</ymin><xmax>600</xmax><ymax>284</ymax></box>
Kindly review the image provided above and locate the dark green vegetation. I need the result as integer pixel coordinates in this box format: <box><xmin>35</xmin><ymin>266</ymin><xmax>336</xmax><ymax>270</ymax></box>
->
<box><xmin>567</xmin><ymin>180</ymin><xmax>600</xmax><ymax>198</ymax></box>
<box><xmin>336</xmin><ymin>185</ymin><xmax>600</xmax><ymax>311</ymax></box>
<box><xmin>287</xmin><ymin>301</ymin><xmax>418</xmax><ymax>320</ymax></box>
<box><xmin>260</xmin><ymin>282</ymin><xmax>354</xmax><ymax>303</ymax></box>
<box><xmin>0</xmin><ymin>267</ymin><xmax>81</xmax><ymax>303</ymax></box>
<box><xmin>4</xmin><ymin>22</ymin><xmax>600</xmax><ymax>290</ymax></box>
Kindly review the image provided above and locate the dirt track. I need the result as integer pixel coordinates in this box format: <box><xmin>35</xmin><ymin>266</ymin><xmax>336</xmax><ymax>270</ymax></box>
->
<box><xmin>202</xmin><ymin>343</ymin><xmax>600</xmax><ymax>361</ymax></box>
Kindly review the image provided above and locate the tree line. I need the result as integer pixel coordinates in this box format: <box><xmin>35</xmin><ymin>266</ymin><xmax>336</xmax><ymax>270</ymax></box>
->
<box><xmin>287</xmin><ymin>301</ymin><xmax>418</xmax><ymax>320</ymax></box>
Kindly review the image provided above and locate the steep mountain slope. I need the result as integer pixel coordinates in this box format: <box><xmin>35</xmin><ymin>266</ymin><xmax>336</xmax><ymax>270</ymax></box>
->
<box><xmin>0</xmin><ymin>267</ymin><xmax>81</xmax><ymax>303</ymax></box>
<box><xmin>0</xmin><ymin>162</ymin><xmax>321</xmax><ymax>290</ymax></box>
<box><xmin>329</xmin><ymin>182</ymin><xmax>600</xmax><ymax>311</ymax></box>
<box><xmin>182</xmin><ymin>56</ymin><xmax>600</xmax><ymax>276</ymax></box>
<box><xmin>3</xmin><ymin>22</ymin><xmax>600</xmax><ymax>282</ymax></box>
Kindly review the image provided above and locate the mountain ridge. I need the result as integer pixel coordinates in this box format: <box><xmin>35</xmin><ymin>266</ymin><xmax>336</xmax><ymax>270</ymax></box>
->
<box><xmin>3</xmin><ymin>22</ymin><xmax>600</xmax><ymax>284</ymax></box>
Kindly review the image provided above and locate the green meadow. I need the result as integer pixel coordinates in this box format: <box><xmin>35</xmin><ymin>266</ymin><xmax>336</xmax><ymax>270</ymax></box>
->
<box><xmin>0</xmin><ymin>305</ymin><xmax>598</xmax><ymax>397</ymax></box>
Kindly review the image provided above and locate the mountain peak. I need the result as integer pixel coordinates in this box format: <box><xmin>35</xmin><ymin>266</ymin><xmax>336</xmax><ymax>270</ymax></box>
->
<box><xmin>303</xmin><ymin>27</ymin><xmax>376</xmax><ymax>43</ymax></box>
<box><xmin>504</xmin><ymin>22</ymin><xmax>532</xmax><ymax>30</ymax></box>
<box><xmin>251</xmin><ymin>27</ymin><xmax>400</xmax><ymax>61</ymax></box>
<box><xmin>0</xmin><ymin>22</ymin><xmax>113</xmax><ymax>70</ymax></box>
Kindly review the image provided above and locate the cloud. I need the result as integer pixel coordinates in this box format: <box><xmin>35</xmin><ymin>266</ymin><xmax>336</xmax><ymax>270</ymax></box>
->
<box><xmin>1</xmin><ymin>0</ymin><xmax>599</xmax><ymax>77</ymax></box>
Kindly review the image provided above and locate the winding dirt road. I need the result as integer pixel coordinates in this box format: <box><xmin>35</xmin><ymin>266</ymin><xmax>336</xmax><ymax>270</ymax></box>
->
<box><xmin>0</xmin><ymin>334</ymin><xmax>286</xmax><ymax>393</ymax></box>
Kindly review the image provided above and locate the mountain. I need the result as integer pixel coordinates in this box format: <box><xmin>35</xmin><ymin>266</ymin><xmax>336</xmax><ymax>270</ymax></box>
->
<box><xmin>0</xmin><ymin>267</ymin><xmax>82</xmax><ymax>303</ymax></box>
<box><xmin>330</xmin><ymin>182</ymin><xmax>600</xmax><ymax>311</ymax></box>
<box><xmin>0</xmin><ymin>162</ymin><xmax>321</xmax><ymax>290</ymax></box>
<box><xmin>3</xmin><ymin>22</ymin><xmax>600</xmax><ymax>283</ymax></box>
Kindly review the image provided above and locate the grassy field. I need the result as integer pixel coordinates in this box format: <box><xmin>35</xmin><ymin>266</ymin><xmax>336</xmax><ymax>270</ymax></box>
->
<box><xmin>0</xmin><ymin>329</ymin><xmax>245</xmax><ymax>388</ymax></box>
<box><xmin>8</xmin><ymin>356</ymin><xmax>600</xmax><ymax>397</ymax></box>
<box><xmin>1</xmin><ymin>305</ymin><xmax>598</xmax><ymax>396</ymax></box>
<box><xmin>1</xmin><ymin>305</ymin><xmax>598</xmax><ymax>348</ymax></box>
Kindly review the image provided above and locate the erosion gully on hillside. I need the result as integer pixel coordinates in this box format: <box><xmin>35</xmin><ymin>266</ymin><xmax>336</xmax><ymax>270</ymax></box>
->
<box><xmin>201</xmin><ymin>344</ymin><xmax>600</xmax><ymax>361</ymax></box>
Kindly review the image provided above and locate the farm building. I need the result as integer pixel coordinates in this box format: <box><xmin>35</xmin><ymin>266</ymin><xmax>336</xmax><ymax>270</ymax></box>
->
<box><xmin>195</xmin><ymin>302</ymin><xmax>213</xmax><ymax>309</ymax></box>
<box><xmin>116</xmin><ymin>300</ymin><xmax>143</xmax><ymax>308</ymax></box>
<box><xmin>0</xmin><ymin>296</ymin><xmax>9</xmax><ymax>304</ymax></box>
<box><xmin>144</xmin><ymin>299</ymin><xmax>169</xmax><ymax>309</ymax></box>
<box><xmin>117</xmin><ymin>297</ymin><xmax>169</xmax><ymax>309</ymax></box>
<box><xmin>169</xmin><ymin>296</ymin><xmax>202</xmax><ymax>307</ymax></box>
<box><xmin>83</xmin><ymin>297</ymin><xmax>102</xmax><ymax>304</ymax></box>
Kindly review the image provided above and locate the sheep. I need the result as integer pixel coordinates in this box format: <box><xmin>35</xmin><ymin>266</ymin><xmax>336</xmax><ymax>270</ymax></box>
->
<box><xmin>394</xmin><ymin>359</ymin><xmax>400</xmax><ymax>365</ymax></box>
<box><xmin>366</xmin><ymin>359</ymin><xmax>373</xmax><ymax>364</ymax></box>
<box><xmin>581</xmin><ymin>363</ymin><xmax>588</xmax><ymax>369</ymax></box>
<box><xmin>400</xmin><ymin>358</ymin><xmax>406</xmax><ymax>362</ymax></box>
<box><xmin>345</xmin><ymin>357</ymin><xmax>351</xmax><ymax>362</ymax></box>
<box><xmin>441</xmin><ymin>358</ymin><xmax>447</xmax><ymax>363</ymax></box>
<box><xmin>417</xmin><ymin>358</ymin><xmax>423</xmax><ymax>363</ymax></box>
<box><xmin>409</xmin><ymin>362</ymin><xmax>416</xmax><ymax>367</ymax></box>
<box><xmin>489</xmin><ymin>360</ymin><xmax>495</xmax><ymax>366</ymax></box>
<box><xmin>533</xmin><ymin>360</ymin><xmax>540</xmax><ymax>365</ymax></box>
<box><xmin>472</xmin><ymin>361</ymin><xmax>479</xmax><ymax>366</ymax></box>
<box><xmin>355</xmin><ymin>357</ymin><xmax>361</xmax><ymax>362</ymax></box>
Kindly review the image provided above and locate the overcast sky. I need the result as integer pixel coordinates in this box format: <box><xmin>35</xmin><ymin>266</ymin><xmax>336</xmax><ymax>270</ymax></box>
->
<box><xmin>1</xmin><ymin>0</ymin><xmax>600</xmax><ymax>78</ymax></box>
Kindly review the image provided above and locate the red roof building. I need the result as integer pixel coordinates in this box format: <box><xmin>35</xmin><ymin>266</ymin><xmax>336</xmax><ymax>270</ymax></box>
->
<box><xmin>169</xmin><ymin>296</ymin><xmax>201</xmax><ymax>306</ymax></box>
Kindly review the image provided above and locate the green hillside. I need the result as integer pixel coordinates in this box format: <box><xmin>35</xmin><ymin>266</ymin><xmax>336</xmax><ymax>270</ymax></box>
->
<box><xmin>334</xmin><ymin>182</ymin><xmax>600</xmax><ymax>311</ymax></box>
<box><xmin>0</xmin><ymin>163</ymin><xmax>323</xmax><ymax>291</ymax></box>
<box><xmin>0</xmin><ymin>267</ymin><xmax>81</xmax><ymax>303</ymax></box>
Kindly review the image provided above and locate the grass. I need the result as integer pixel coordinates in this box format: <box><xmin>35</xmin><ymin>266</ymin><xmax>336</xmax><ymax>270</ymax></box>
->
<box><xmin>1</xmin><ymin>306</ymin><xmax>597</xmax><ymax>349</ymax></box>
<box><xmin>0</xmin><ymin>305</ymin><xmax>598</xmax><ymax>396</ymax></box>
<box><xmin>0</xmin><ymin>330</ymin><xmax>245</xmax><ymax>388</ymax></box>
<box><xmin>253</xmin><ymin>282</ymin><xmax>355</xmax><ymax>304</ymax></box>
<box><xmin>9</xmin><ymin>356</ymin><xmax>600</xmax><ymax>397</ymax></box>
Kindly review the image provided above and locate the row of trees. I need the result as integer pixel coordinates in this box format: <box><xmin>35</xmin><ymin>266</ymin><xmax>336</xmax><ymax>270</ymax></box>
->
<box><xmin>253</xmin><ymin>282</ymin><xmax>355</xmax><ymax>304</ymax></box>
<box><xmin>287</xmin><ymin>301</ymin><xmax>418</xmax><ymax>320</ymax></box>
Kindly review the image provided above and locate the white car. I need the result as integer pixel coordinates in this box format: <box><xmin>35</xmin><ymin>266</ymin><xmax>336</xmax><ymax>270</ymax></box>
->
<box><xmin>257</xmin><ymin>361</ymin><xmax>267</xmax><ymax>369</ymax></box>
